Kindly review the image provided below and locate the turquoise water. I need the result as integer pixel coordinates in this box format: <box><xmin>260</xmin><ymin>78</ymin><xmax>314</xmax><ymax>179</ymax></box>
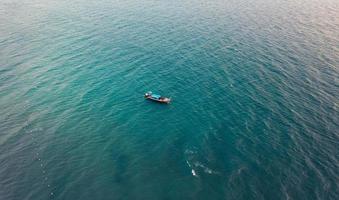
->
<box><xmin>1</xmin><ymin>0</ymin><xmax>338</xmax><ymax>199</ymax></box>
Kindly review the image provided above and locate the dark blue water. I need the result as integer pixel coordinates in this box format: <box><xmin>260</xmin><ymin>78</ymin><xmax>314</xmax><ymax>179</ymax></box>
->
<box><xmin>0</xmin><ymin>0</ymin><xmax>338</xmax><ymax>199</ymax></box>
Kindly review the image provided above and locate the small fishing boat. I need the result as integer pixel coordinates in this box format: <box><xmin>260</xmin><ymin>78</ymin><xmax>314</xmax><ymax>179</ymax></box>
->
<box><xmin>144</xmin><ymin>91</ymin><xmax>171</xmax><ymax>104</ymax></box>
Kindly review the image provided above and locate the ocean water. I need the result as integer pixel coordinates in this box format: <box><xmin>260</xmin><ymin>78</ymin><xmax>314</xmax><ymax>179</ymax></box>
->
<box><xmin>0</xmin><ymin>0</ymin><xmax>338</xmax><ymax>199</ymax></box>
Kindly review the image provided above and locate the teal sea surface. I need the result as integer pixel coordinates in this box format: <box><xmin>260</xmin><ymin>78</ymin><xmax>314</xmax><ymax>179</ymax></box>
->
<box><xmin>0</xmin><ymin>0</ymin><xmax>338</xmax><ymax>199</ymax></box>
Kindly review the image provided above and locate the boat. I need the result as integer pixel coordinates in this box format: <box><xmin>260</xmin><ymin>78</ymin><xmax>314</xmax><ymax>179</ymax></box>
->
<box><xmin>144</xmin><ymin>91</ymin><xmax>171</xmax><ymax>104</ymax></box>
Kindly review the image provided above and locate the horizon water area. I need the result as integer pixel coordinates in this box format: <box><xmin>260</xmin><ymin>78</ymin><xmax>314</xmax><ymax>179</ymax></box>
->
<box><xmin>0</xmin><ymin>0</ymin><xmax>338</xmax><ymax>199</ymax></box>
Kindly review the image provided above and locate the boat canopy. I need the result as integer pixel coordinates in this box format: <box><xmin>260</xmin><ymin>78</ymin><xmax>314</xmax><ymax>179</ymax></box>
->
<box><xmin>151</xmin><ymin>94</ymin><xmax>161</xmax><ymax>99</ymax></box>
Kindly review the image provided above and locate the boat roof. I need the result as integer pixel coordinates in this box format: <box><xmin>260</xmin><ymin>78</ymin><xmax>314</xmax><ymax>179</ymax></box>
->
<box><xmin>151</xmin><ymin>94</ymin><xmax>161</xmax><ymax>99</ymax></box>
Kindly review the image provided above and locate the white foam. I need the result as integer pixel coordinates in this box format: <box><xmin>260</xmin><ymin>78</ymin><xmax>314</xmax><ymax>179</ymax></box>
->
<box><xmin>194</xmin><ymin>162</ymin><xmax>218</xmax><ymax>175</ymax></box>
<box><xmin>191</xmin><ymin>169</ymin><xmax>197</xmax><ymax>176</ymax></box>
